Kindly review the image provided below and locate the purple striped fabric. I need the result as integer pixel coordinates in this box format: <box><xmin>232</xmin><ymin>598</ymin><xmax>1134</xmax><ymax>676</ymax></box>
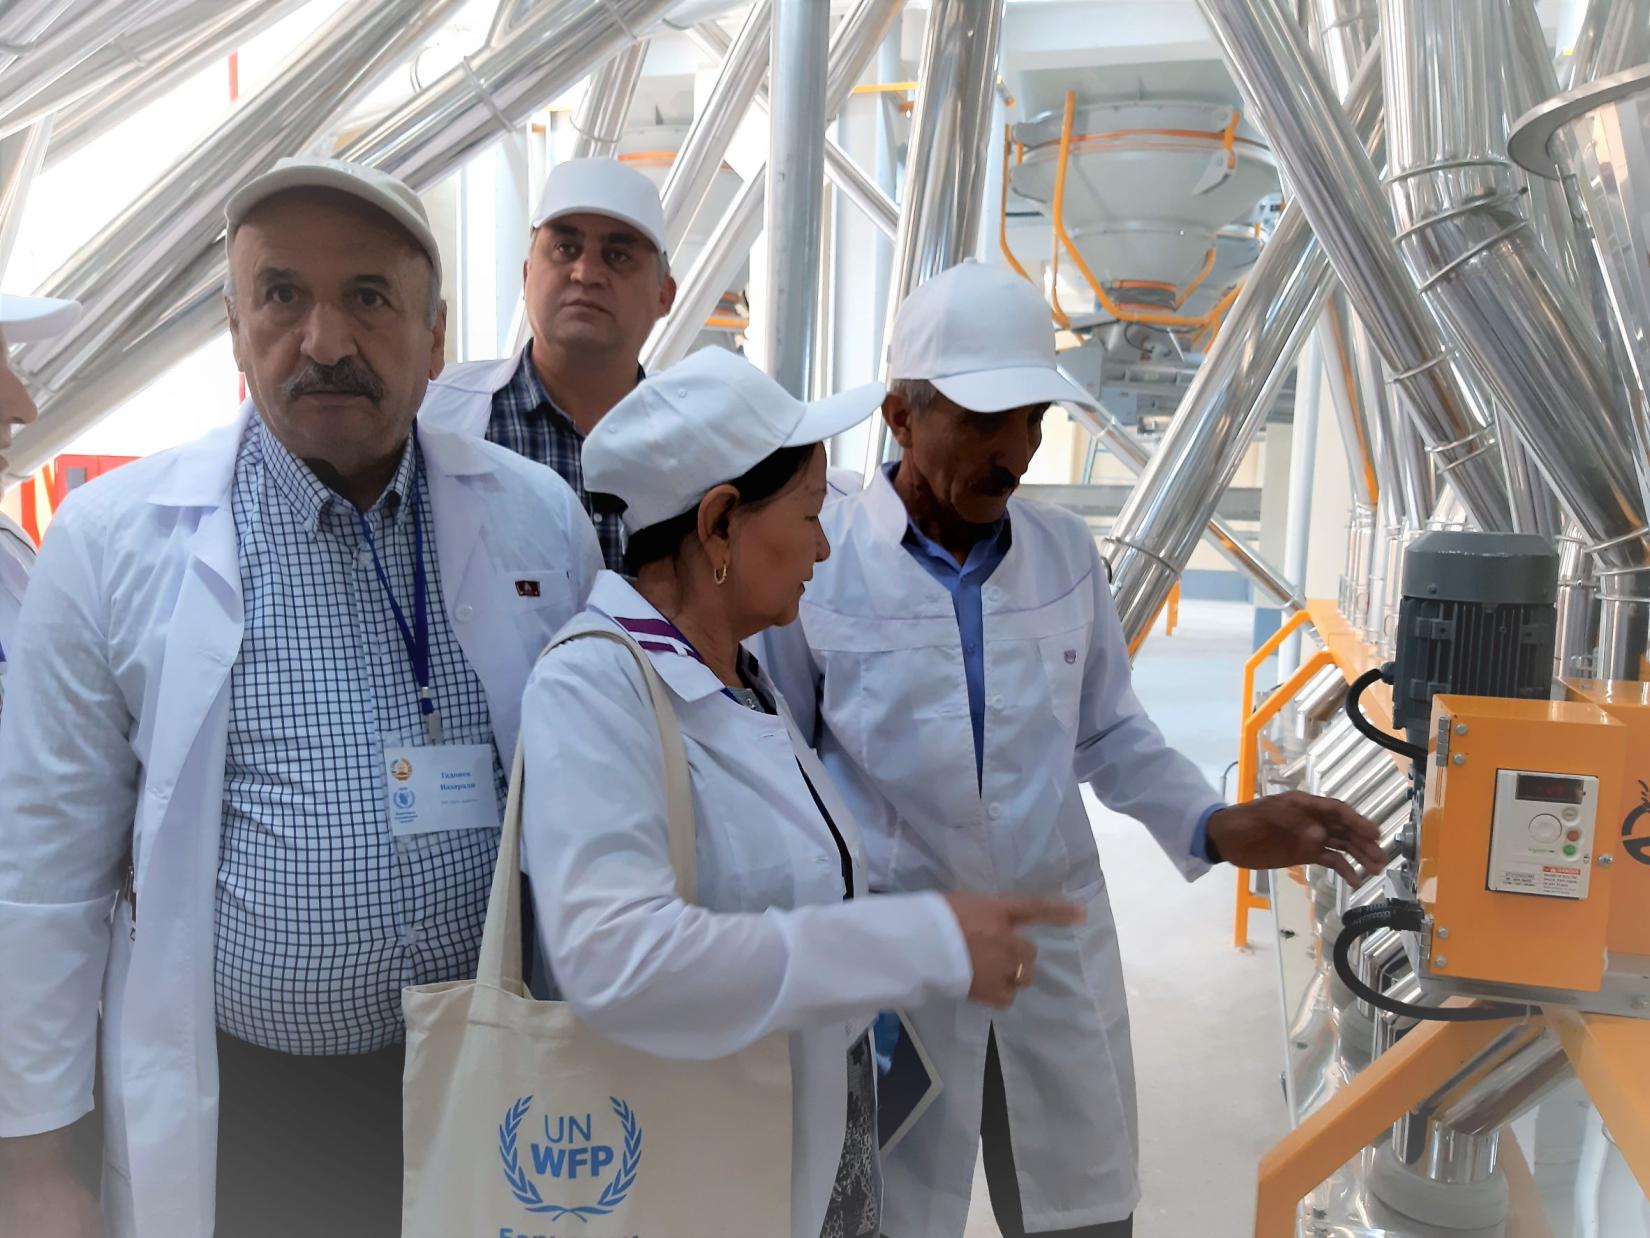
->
<box><xmin>616</xmin><ymin>615</ymin><xmax>705</xmax><ymax>664</ymax></box>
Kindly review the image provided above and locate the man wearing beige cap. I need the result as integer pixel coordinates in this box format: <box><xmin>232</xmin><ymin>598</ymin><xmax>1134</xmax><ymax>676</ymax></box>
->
<box><xmin>764</xmin><ymin>261</ymin><xmax>1384</xmax><ymax>1238</ymax></box>
<box><xmin>0</xmin><ymin>291</ymin><xmax>82</xmax><ymax>723</ymax></box>
<box><xmin>420</xmin><ymin>156</ymin><xmax>676</xmax><ymax>573</ymax></box>
<box><xmin>0</xmin><ymin>157</ymin><xmax>599</xmax><ymax>1238</ymax></box>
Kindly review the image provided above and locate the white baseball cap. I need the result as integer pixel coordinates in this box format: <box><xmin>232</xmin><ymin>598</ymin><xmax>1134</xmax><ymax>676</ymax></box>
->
<box><xmin>0</xmin><ymin>293</ymin><xmax>81</xmax><ymax>342</ymax></box>
<box><xmin>585</xmin><ymin>346</ymin><xmax>883</xmax><ymax>535</ymax></box>
<box><xmin>888</xmin><ymin>259</ymin><xmax>1097</xmax><ymax>413</ymax></box>
<box><xmin>225</xmin><ymin>156</ymin><xmax>443</xmax><ymax>286</ymax></box>
<box><xmin>532</xmin><ymin>157</ymin><xmax>667</xmax><ymax>259</ymax></box>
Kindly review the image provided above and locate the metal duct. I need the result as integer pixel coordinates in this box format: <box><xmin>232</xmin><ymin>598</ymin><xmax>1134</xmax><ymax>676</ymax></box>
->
<box><xmin>1576</xmin><ymin>0</ymin><xmax>1650</xmax><ymax>84</ymax></box>
<box><xmin>0</xmin><ymin>1</ymin><xmax>77</xmax><ymax>64</ymax></box>
<box><xmin>1556</xmin><ymin>524</ymin><xmax>1601</xmax><ymax>678</ymax></box>
<box><xmin>338</xmin><ymin>0</ymin><xmax>671</xmax><ymax>191</ymax></box>
<box><xmin>37</xmin><ymin>0</ymin><xmax>312</xmax><ymax>166</ymax></box>
<box><xmin>1317</xmin><ymin>293</ymin><xmax>1378</xmax><ymax>513</ymax></box>
<box><xmin>878</xmin><ymin>0</ymin><xmax>1006</xmax><ymax>355</ymax></box>
<box><xmin>570</xmin><ymin>41</ymin><xmax>650</xmax><ymax>160</ymax></box>
<box><xmin>763</xmin><ymin>0</ymin><xmax>830</xmax><ymax>395</ymax></box>
<box><xmin>1070</xmin><ymin>403</ymin><xmax>1303</xmax><ymax>610</ymax></box>
<box><xmin>663</xmin><ymin>2</ymin><xmax>771</xmax><ymax>255</ymax></box>
<box><xmin>1382</xmin><ymin>0</ymin><xmax>1650</xmax><ymax>687</ymax></box>
<box><xmin>9</xmin><ymin>0</ymin><xmax>673</xmax><ymax>478</ymax></box>
<box><xmin>1568</xmin><ymin>0</ymin><xmax>1613</xmax><ymax>90</ymax></box>
<box><xmin>1196</xmin><ymin>0</ymin><xmax>1514</xmax><ymax>534</ymax></box>
<box><xmin>643</xmin><ymin>0</ymin><xmax>903</xmax><ymax>370</ymax></box>
<box><xmin>0</xmin><ymin>118</ymin><xmax>51</xmax><ymax>277</ymax></box>
<box><xmin>690</xmin><ymin>20</ymin><xmax>900</xmax><ymax>238</ymax></box>
<box><xmin>1305</xmin><ymin>0</ymin><xmax>1380</xmax><ymax>520</ymax></box>
<box><xmin>9</xmin><ymin>0</ymin><xmax>461</xmax><ymax>450</ymax></box>
<box><xmin>1382</xmin><ymin>1023</ymin><xmax>1572</xmax><ymax>1201</ymax></box>
<box><xmin>0</xmin><ymin>0</ymin><xmax>176</xmax><ymax>136</ymax></box>
<box><xmin>1103</xmin><ymin>46</ymin><xmax>1384</xmax><ymax>645</ymax></box>
<box><xmin>1514</xmin><ymin>65</ymin><xmax>1650</xmax><ymax>678</ymax></box>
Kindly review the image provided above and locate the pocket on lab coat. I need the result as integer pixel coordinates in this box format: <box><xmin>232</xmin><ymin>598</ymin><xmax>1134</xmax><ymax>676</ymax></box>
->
<box><xmin>1037</xmin><ymin>630</ymin><xmax>1086</xmax><ymax>734</ymax></box>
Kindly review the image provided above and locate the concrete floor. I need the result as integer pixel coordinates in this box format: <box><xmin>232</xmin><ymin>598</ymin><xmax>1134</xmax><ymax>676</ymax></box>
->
<box><xmin>963</xmin><ymin>598</ymin><xmax>1287</xmax><ymax>1238</ymax></box>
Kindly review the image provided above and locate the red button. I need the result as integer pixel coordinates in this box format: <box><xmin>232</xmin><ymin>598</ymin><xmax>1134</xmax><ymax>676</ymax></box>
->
<box><xmin>1567</xmin><ymin>829</ymin><xmax>1582</xmax><ymax>842</ymax></box>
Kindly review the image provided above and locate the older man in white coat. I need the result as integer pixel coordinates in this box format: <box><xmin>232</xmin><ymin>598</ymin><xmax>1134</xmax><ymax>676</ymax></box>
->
<box><xmin>762</xmin><ymin>260</ymin><xmax>1385</xmax><ymax>1238</ymax></box>
<box><xmin>419</xmin><ymin>157</ymin><xmax>675</xmax><ymax>573</ymax></box>
<box><xmin>0</xmin><ymin>158</ymin><xmax>599</xmax><ymax>1238</ymax></box>
<box><xmin>0</xmin><ymin>291</ymin><xmax>82</xmax><ymax>721</ymax></box>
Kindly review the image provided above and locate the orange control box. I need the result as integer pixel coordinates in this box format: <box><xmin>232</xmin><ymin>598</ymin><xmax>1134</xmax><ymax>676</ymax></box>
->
<box><xmin>1563</xmin><ymin>679</ymin><xmax>1650</xmax><ymax>959</ymax></box>
<box><xmin>1419</xmin><ymin>696</ymin><xmax>1628</xmax><ymax>992</ymax></box>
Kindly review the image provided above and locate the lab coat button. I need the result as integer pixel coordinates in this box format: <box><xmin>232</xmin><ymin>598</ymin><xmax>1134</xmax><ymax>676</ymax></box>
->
<box><xmin>455</xmin><ymin>603</ymin><xmax>474</xmax><ymax>622</ymax></box>
<box><xmin>990</xmin><ymin>694</ymin><xmax>1005</xmax><ymax>710</ymax></box>
<box><xmin>988</xmin><ymin>803</ymin><xmax>1004</xmax><ymax>821</ymax></box>
<box><xmin>985</xmin><ymin>586</ymin><xmax>1003</xmax><ymax>604</ymax></box>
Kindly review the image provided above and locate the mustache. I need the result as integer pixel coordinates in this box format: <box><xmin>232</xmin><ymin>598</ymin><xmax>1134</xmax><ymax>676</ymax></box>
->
<box><xmin>977</xmin><ymin>468</ymin><xmax>1019</xmax><ymax>494</ymax></box>
<box><xmin>282</xmin><ymin>358</ymin><xmax>385</xmax><ymax>403</ymax></box>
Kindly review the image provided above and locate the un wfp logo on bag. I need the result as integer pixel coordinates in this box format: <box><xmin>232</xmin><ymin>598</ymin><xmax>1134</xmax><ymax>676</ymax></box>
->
<box><xmin>498</xmin><ymin>1094</ymin><xmax>643</xmax><ymax>1228</ymax></box>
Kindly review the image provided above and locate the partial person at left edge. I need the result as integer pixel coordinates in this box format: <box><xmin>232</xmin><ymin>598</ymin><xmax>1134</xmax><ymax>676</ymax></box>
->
<box><xmin>0</xmin><ymin>157</ymin><xmax>600</xmax><ymax>1238</ymax></box>
<box><xmin>0</xmin><ymin>291</ymin><xmax>83</xmax><ymax>723</ymax></box>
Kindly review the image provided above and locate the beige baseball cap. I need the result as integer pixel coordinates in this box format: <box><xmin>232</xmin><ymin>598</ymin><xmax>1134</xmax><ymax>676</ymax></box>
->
<box><xmin>226</xmin><ymin>156</ymin><xmax>443</xmax><ymax>285</ymax></box>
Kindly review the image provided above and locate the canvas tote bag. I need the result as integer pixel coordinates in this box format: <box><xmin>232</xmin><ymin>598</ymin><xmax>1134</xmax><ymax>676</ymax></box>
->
<box><xmin>402</xmin><ymin>624</ymin><xmax>794</xmax><ymax>1237</ymax></box>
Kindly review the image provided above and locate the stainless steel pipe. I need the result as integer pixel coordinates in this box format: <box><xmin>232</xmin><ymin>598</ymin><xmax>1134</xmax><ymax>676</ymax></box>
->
<box><xmin>1105</xmin><ymin>45</ymin><xmax>1385</xmax><ymax>644</ymax></box>
<box><xmin>665</xmin><ymin>2</ymin><xmax>772</xmax><ymax>254</ymax></box>
<box><xmin>570</xmin><ymin>41</ymin><xmax>651</xmax><ymax>160</ymax></box>
<box><xmin>1196</xmin><ymin>0</ymin><xmax>1514</xmax><ymax>533</ymax></box>
<box><xmin>763</xmin><ymin>0</ymin><xmax>831</xmax><ymax>395</ymax></box>
<box><xmin>644</xmin><ymin>0</ymin><xmax>903</xmax><ymax>371</ymax></box>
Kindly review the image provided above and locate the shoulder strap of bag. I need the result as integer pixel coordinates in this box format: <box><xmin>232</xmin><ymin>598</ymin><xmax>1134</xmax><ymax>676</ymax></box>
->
<box><xmin>475</xmin><ymin>622</ymin><xmax>696</xmax><ymax>990</ymax></box>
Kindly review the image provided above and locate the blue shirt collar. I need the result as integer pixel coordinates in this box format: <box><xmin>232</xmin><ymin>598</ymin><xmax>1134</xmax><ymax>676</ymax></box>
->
<box><xmin>882</xmin><ymin>462</ymin><xmax>1012</xmax><ymax>576</ymax></box>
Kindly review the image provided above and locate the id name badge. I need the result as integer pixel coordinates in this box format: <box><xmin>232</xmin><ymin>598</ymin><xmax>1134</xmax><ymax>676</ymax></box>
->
<box><xmin>384</xmin><ymin>744</ymin><xmax>500</xmax><ymax>835</ymax></box>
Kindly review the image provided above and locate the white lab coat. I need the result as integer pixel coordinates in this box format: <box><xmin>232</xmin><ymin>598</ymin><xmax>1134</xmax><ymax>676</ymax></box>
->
<box><xmin>0</xmin><ymin>509</ymin><xmax>33</xmax><ymax>677</ymax></box>
<box><xmin>520</xmin><ymin>572</ymin><xmax>972</xmax><ymax>1238</ymax></box>
<box><xmin>416</xmin><ymin>353</ymin><xmax>518</xmax><ymax>438</ymax></box>
<box><xmin>0</xmin><ymin>407</ymin><xmax>601</xmax><ymax>1237</ymax></box>
<box><xmin>761</xmin><ymin>467</ymin><xmax>1223</xmax><ymax>1236</ymax></box>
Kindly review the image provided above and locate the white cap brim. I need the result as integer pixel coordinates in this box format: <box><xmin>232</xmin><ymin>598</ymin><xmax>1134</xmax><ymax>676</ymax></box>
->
<box><xmin>784</xmin><ymin>381</ymin><xmax>887</xmax><ymax>447</ymax></box>
<box><xmin>533</xmin><ymin>203</ymin><xmax>667</xmax><ymax>259</ymax></box>
<box><xmin>930</xmin><ymin>364</ymin><xmax>1098</xmax><ymax>414</ymax></box>
<box><xmin>225</xmin><ymin>163</ymin><xmax>443</xmax><ymax>285</ymax></box>
<box><xmin>0</xmin><ymin>293</ymin><xmax>82</xmax><ymax>342</ymax></box>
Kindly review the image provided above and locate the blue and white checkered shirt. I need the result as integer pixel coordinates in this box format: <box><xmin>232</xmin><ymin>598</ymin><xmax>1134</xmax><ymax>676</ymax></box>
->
<box><xmin>216</xmin><ymin>417</ymin><xmax>507</xmax><ymax>1055</ymax></box>
<box><xmin>486</xmin><ymin>343</ymin><xmax>630</xmax><ymax>574</ymax></box>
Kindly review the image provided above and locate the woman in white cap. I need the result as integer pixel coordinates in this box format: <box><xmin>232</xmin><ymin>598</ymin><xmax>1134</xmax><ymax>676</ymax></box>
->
<box><xmin>0</xmin><ymin>291</ymin><xmax>82</xmax><ymax>720</ymax></box>
<box><xmin>518</xmin><ymin>346</ymin><xmax>1080</xmax><ymax>1238</ymax></box>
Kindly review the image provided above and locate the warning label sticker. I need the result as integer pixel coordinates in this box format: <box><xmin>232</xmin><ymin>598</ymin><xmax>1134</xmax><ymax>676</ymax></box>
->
<box><xmin>1490</xmin><ymin>863</ymin><xmax>1587</xmax><ymax>899</ymax></box>
<box><xmin>1540</xmin><ymin>865</ymin><xmax>1583</xmax><ymax>897</ymax></box>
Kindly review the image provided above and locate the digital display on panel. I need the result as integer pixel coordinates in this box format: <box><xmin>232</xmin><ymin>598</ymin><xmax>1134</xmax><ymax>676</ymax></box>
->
<box><xmin>1515</xmin><ymin>773</ymin><xmax>1586</xmax><ymax>805</ymax></box>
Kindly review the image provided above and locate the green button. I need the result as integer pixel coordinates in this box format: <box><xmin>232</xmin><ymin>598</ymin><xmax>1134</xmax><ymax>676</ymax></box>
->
<box><xmin>1563</xmin><ymin>844</ymin><xmax>1578</xmax><ymax>858</ymax></box>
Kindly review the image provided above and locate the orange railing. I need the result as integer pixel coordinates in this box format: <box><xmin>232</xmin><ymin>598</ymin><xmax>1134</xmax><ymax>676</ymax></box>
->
<box><xmin>1233</xmin><ymin>610</ymin><xmax>1324</xmax><ymax>947</ymax></box>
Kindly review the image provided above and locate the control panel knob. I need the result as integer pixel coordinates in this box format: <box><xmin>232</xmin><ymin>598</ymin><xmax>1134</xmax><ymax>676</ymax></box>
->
<box><xmin>1529</xmin><ymin>814</ymin><xmax>1563</xmax><ymax>843</ymax></box>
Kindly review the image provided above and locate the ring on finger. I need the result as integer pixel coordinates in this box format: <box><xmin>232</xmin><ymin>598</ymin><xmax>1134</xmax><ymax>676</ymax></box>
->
<box><xmin>1013</xmin><ymin>961</ymin><xmax>1026</xmax><ymax>986</ymax></box>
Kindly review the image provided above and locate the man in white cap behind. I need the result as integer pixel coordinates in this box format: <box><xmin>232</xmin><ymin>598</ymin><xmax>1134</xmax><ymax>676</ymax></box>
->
<box><xmin>420</xmin><ymin>156</ymin><xmax>676</xmax><ymax>573</ymax></box>
<box><xmin>0</xmin><ymin>157</ymin><xmax>599</xmax><ymax>1238</ymax></box>
<box><xmin>761</xmin><ymin>260</ymin><xmax>1385</xmax><ymax>1238</ymax></box>
<box><xmin>0</xmin><ymin>291</ymin><xmax>81</xmax><ymax>723</ymax></box>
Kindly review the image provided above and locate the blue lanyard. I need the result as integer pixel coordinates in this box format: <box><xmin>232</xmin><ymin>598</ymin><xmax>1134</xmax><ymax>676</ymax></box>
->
<box><xmin>356</xmin><ymin>452</ymin><xmax>439</xmax><ymax>743</ymax></box>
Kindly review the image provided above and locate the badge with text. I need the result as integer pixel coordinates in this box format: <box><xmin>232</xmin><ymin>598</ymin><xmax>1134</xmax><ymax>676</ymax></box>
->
<box><xmin>384</xmin><ymin>744</ymin><xmax>500</xmax><ymax>835</ymax></box>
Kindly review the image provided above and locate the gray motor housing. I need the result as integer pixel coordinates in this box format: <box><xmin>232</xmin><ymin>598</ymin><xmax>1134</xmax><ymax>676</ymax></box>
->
<box><xmin>1390</xmin><ymin>531</ymin><xmax>1559</xmax><ymax>748</ymax></box>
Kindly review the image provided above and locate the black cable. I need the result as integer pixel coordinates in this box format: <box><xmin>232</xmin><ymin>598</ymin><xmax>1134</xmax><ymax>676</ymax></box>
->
<box><xmin>1346</xmin><ymin>664</ymin><xmax>1428</xmax><ymax>763</ymax></box>
<box><xmin>1332</xmin><ymin>900</ymin><xmax>1537</xmax><ymax>1023</ymax></box>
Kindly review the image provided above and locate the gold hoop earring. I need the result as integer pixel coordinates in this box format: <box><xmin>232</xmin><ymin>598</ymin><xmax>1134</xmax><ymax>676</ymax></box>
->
<box><xmin>714</xmin><ymin>562</ymin><xmax>729</xmax><ymax>586</ymax></box>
